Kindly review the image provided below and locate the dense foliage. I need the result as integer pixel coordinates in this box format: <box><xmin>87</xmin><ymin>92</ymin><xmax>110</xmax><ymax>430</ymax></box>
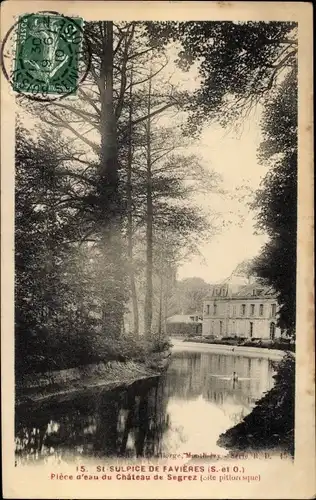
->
<box><xmin>20</xmin><ymin>21</ymin><xmax>216</xmax><ymax>342</ymax></box>
<box><xmin>146</xmin><ymin>21</ymin><xmax>297</xmax><ymax>130</ymax></box>
<box><xmin>16</xmin><ymin>20</ymin><xmax>298</xmax><ymax>427</ymax></box>
<box><xmin>251</xmin><ymin>69</ymin><xmax>297</xmax><ymax>335</ymax></box>
<box><xmin>166</xmin><ymin>277</ymin><xmax>209</xmax><ymax>317</ymax></box>
<box><xmin>15</xmin><ymin>126</ymin><xmax>121</xmax><ymax>374</ymax></box>
<box><xmin>15</xmin><ymin>86</ymin><xmax>212</xmax><ymax>375</ymax></box>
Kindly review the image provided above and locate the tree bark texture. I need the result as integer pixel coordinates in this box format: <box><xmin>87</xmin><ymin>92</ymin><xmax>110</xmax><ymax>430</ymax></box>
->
<box><xmin>144</xmin><ymin>73</ymin><xmax>153</xmax><ymax>338</ymax></box>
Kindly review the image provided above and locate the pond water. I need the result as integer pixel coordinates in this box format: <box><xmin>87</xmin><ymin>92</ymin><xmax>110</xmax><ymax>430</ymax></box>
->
<box><xmin>15</xmin><ymin>343</ymin><xmax>278</xmax><ymax>464</ymax></box>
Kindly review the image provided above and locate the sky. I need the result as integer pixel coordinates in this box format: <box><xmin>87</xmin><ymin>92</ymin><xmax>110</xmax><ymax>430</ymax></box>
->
<box><xmin>158</xmin><ymin>49</ymin><xmax>269</xmax><ymax>284</ymax></box>
<box><xmin>177</xmin><ymin>112</ymin><xmax>268</xmax><ymax>283</ymax></box>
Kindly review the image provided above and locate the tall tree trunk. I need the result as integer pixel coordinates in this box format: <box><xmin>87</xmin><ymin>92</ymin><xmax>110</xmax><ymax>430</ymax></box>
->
<box><xmin>144</xmin><ymin>74</ymin><xmax>153</xmax><ymax>338</ymax></box>
<box><xmin>126</xmin><ymin>66</ymin><xmax>139</xmax><ymax>336</ymax></box>
<box><xmin>158</xmin><ymin>273</ymin><xmax>163</xmax><ymax>337</ymax></box>
<box><xmin>100</xmin><ymin>21</ymin><xmax>118</xmax><ymax>195</ymax></box>
<box><xmin>99</xmin><ymin>21</ymin><xmax>124</xmax><ymax>338</ymax></box>
<box><xmin>163</xmin><ymin>271</ymin><xmax>170</xmax><ymax>336</ymax></box>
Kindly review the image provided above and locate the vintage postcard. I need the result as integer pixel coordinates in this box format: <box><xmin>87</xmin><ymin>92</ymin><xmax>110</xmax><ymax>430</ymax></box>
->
<box><xmin>1</xmin><ymin>1</ymin><xmax>314</xmax><ymax>498</ymax></box>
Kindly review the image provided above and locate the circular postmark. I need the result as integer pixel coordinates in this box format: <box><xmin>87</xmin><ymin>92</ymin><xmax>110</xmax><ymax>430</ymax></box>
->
<box><xmin>0</xmin><ymin>10</ymin><xmax>91</xmax><ymax>102</ymax></box>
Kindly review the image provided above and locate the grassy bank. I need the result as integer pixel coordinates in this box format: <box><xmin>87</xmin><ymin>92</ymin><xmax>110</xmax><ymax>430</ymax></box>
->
<box><xmin>217</xmin><ymin>353</ymin><xmax>295</xmax><ymax>455</ymax></box>
<box><xmin>183</xmin><ymin>335</ymin><xmax>295</xmax><ymax>352</ymax></box>
<box><xmin>16</xmin><ymin>337</ymin><xmax>172</xmax><ymax>406</ymax></box>
<box><xmin>16</xmin><ymin>357</ymin><xmax>170</xmax><ymax>407</ymax></box>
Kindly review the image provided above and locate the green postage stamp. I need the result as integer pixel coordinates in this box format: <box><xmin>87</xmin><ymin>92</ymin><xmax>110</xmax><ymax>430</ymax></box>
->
<box><xmin>13</xmin><ymin>13</ymin><xmax>84</xmax><ymax>96</ymax></box>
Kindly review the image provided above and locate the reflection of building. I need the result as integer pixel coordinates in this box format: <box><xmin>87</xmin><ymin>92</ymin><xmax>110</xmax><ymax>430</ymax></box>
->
<box><xmin>202</xmin><ymin>274</ymin><xmax>282</xmax><ymax>339</ymax></box>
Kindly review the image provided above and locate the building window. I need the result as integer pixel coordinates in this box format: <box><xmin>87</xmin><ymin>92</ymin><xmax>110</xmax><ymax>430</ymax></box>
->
<box><xmin>220</xmin><ymin>321</ymin><xmax>223</xmax><ymax>335</ymax></box>
<box><xmin>259</xmin><ymin>304</ymin><xmax>264</xmax><ymax>316</ymax></box>
<box><xmin>270</xmin><ymin>322</ymin><xmax>276</xmax><ymax>340</ymax></box>
<box><xmin>206</xmin><ymin>304</ymin><xmax>210</xmax><ymax>315</ymax></box>
<box><xmin>250</xmin><ymin>304</ymin><xmax>255</xmax><ymax>316</ymax></box>
<box><xmin>249</xmin><ymin>322</ymin><xmax>254</xmax><ymax>338</ymax></box>
<box><xmin>241</xmin><ymin>304</ymin><xmax>246</xmax><ymax>316</ymax></box>
<box><xmin>213</xmin><ymin>303</ymin><xmax>217</xmax><ymax>315</ymax></box>
<box><xmin>271</xmin><ymin>304</ymin><xmax>276</xmax><ymax>317</ymax></box>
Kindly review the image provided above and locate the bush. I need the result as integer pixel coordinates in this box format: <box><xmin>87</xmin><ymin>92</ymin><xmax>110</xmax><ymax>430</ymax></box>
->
<box><xmin>271</xmin><ymin>338</ymin><xmax>295</xmax><ymax>352</ymax></box>
<box><xmin>236</xmin><ymin>338</ymin><xmax>246</xmax><ymax>345</ymax></box>
<box><xmin>166</xmin><ymin>322</ymin><xmax>201</xmax><ymax>337</ymax></box>
<box><xmin>77</xmin><ymin>333</ymin><xmax>150</xmax><ymax>365</ymax></box>
<box><xmin>16</xmin><ymin>328</ymin><xmax>148</xmax><ymax>376</ymax></box>
<box><xmin>149</xmin><ymin>336</ymin><xmax>173</xmax><ymax>353</ymax></box>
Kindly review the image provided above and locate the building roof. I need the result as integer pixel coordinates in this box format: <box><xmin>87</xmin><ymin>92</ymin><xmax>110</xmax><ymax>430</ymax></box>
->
<box><xmin>166</xmin><ymin>314</ymin><xmax>202</xmax><ymax>323</ymax></box>
<box><xmin>203</xmin><ymin>279</ymin><xmax>276</xmax><ymax>300</ymax></box>
<box><xmin>234</xmin><ymin>283</ymin><xmax>276</xmax><ymax>298</ymax></box>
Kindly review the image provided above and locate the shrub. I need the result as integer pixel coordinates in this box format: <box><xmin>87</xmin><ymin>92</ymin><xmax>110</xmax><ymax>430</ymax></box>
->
<box><xmin>166</xmin><ymin>322</ymin><xmax>201</xmax><ymax>337</ymax></box>
<box><xmin>149</xmin><ymin>336</ymin><xmax>173</xmax><ymax>353</ymax></box>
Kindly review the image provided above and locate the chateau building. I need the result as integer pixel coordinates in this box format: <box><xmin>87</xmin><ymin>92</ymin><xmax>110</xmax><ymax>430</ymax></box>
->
<box><xmin>202</xmin><ymin>275</ymin><xmax>282</xmax><ymax>340</ymax></box>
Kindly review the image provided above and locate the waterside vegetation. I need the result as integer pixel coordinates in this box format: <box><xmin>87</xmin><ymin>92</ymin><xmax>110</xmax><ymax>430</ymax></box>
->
<box><xmin>184</xmin><ymin>335</ymin><xmax>295</xmax><ymax>353</ymax></box>
<box><xmin>217</xmin><ymin>353</ymin><xmax>295</xmax><ymax>455</ymax></box>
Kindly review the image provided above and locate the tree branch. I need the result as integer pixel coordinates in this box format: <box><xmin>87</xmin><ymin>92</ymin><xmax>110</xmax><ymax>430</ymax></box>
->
<box><xmin>121</xmin><ymin>102</ymin><xmax>177</xmax><ymax>132</ymax></box>
<box><xmin>115</xmin><ymin>24</ymin><xmax>135</xmax><ymax>120</ymax></box>
<box><xmin>47</xmin><ymin>102</ymin><xmax>100</xmax><ymax>131</ymax></box>
<box><xmin>127</xmin><ymin>47</ymin><xmax>155</xmax><ymax>60</ymax></box>
<box><xmin>78</xmin><ymin>88</ymin><xmax>101</xmax><ymax>116</ymax></box>
<box><xmin>265</xmin><ymin>38</ymin><xmax>298</xmax><ymax>46</ymax></box>
<box><xmin>55</xmin><ymin>170</ymin><xmax>97</xmax><ymax>187</ymax></box>
<box><xmin>44</xmin><ymin>109</ymin><xmax>100</xmax><ymax>154</ymax></box>
<box><xmin>126</xmin><ymin>56</ymin><xmax>169</xmax><ymax>90</ymax></box>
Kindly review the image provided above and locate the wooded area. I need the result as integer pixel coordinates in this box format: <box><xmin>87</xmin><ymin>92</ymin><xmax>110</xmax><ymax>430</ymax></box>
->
<box><xmin>15</xmin><ymin>20</ymin><xmax>297</xmax><ymax>377</ymax></box>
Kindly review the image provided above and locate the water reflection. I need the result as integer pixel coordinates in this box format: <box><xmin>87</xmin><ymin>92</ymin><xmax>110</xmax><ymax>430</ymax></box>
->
<box><xmin>15</xmin><ymin>350</ymin><xmax>276</xmax><ymax>463</ymax></box>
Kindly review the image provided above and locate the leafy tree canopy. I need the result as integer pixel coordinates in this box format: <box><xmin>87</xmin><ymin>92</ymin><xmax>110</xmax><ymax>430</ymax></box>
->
<box><xmin>146</xmin><ymin>21</ymin><xmax>297</xmax><ymax>129</ymax></box>
<box><xmin>251</xmin><ymin>68</ymin><xmax>297</xmax><ymax>335</ymax></box>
